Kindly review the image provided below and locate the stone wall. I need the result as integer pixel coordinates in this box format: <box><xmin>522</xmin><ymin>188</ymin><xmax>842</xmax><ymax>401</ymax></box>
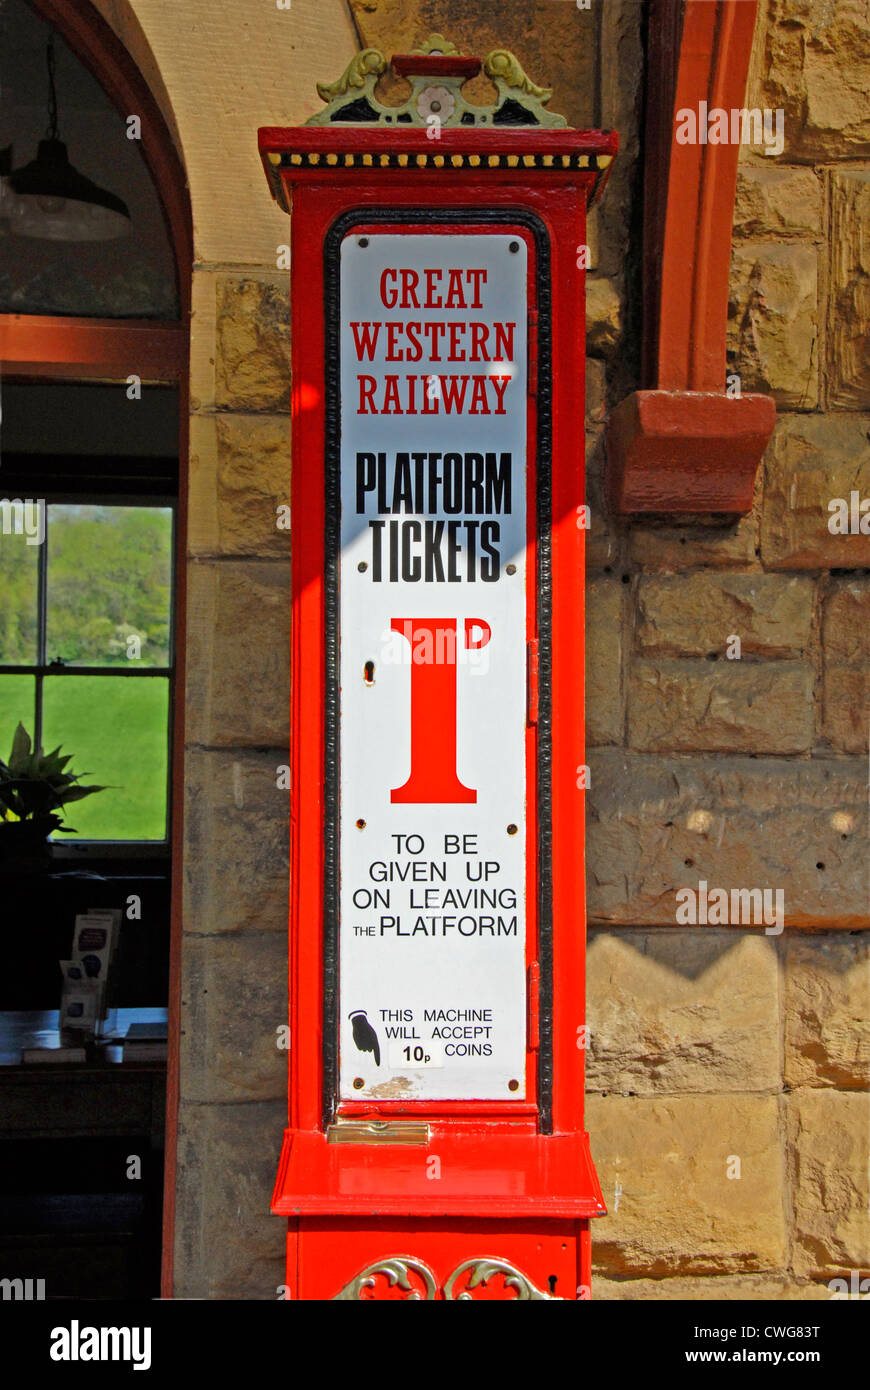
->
<box><xmin>97</xmin><ymin>0</ymin><xmax>868</xmax><ymax>1298</ymax></box>
<box><xmin>177</xmin><ymin>272</ymin><xmax>293</xmax><ymax>1297</ymax></box>
<box><xmin>584</xmin><ymin>0</ymin><xmax>869</xmax><ymax>1298</ymax></box>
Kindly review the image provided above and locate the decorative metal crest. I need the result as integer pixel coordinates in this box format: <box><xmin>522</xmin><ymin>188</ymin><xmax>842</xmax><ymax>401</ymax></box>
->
<box><xmin>333</xmin><ymin>1255</ymin><xmax>562</xmax><ymax>1300</ymax></box>
<box><xmin>307</xmin><ymin>33</ymin><xmax>567</xmax><ymax>129</ymax></box>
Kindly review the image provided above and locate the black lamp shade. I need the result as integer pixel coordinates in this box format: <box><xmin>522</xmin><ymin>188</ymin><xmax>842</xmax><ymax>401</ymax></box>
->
<box><xmin>7</xmin><ymin>138</ymin><xmax>131</xmax><ymax>241</ymax></box>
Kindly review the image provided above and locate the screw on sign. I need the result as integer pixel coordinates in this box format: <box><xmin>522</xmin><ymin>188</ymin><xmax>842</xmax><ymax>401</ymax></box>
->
<box><xmin>336</xmin><ymin>231</ymin><xmax>530</xmax><ymax>1105</ymax></box>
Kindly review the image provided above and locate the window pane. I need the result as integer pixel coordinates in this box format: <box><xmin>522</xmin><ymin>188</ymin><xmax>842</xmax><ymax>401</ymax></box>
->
<box><xmin>46</xmin><ymin>506</ymin><xmax>172</xmax><ymax>668</ymax></box>
<box><xmin>0</xmin><ymin>676</ymin><xmax>36</xmax><ymax>762</ymax></box>
<box><xmin>43</xmin><ymin>675</ymin><xmax>169</xmax><ymax>840</ymax></box>
<box><xmin>0</xmin><ymin>513</ymin><xmax>39</xmax><ymax>664</ymax></box>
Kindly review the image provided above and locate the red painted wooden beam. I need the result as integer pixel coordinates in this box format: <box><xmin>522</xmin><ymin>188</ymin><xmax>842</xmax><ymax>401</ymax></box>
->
<box><xmin>0</xmin><ymin>314</ymin><xmax>187</xmax><ymax>382</ymax></box>
<box><xmin>607</xmin><ymin>0</ymin><xmax>776</xmax><ymax>515</ymax></box>
<box><xmin>607</xmin><ymin>389</ymin><xmax>775</xmax><ymax>515</ymax></box>
<box><xmin>660</xmin><ymin>0</ymin><xmax>757</xmax><ymax>391</ymax></box>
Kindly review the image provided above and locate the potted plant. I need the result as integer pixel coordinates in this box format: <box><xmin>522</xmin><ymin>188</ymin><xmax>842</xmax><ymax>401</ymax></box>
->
<box><xmin>0</xmin><ymin>723</ymin><xmax>108</xmax><ymax>870</ymax></box>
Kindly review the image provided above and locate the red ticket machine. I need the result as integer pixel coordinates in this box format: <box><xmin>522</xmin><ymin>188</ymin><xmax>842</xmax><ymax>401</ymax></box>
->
<box><xmin>259</xmin><ymin>35</ymin><xmax>614</xmax><ymax>1301</ymax></box>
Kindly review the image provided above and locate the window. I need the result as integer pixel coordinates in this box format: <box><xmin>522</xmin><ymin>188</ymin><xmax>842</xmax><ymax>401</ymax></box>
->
<box><xmin>0</xmin><ymin>501</ymin><xmax>174</xmax><ymax>843</ymax></box>
<box><xmin>0</xmin><ymin>382</ymin><xmax>179</xmax><ymax>854</ymax></box>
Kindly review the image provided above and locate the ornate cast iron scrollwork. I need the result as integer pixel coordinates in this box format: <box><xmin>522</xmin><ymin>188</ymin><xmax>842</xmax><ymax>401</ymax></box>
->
<box><xmin>333</xmin><ymin>1256</ymin><xmax>561</xmax><ymax>1301</ymax></box>
<box><xmin>444</xmin><ymin>1258</ymin><xmax>560</xmax><ymax>1300</ymax></box>
<box><xmin>333</xmin><ymin>1258</ymin><xmax>438</xmax><ymax>1301</ymax></box>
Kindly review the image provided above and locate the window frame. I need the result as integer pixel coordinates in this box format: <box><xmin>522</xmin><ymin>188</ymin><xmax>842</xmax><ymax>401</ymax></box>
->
<box><xmin>0</xmin><ymin>457</ymin><xmax>178</xmax><ymax>860</ymax></box>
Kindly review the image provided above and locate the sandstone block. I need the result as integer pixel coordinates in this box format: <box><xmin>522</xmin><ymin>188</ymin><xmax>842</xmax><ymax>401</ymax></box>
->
<box><xmin>822</xmin><ymin>667</ymin><xmax>870</xmax><ymax>756</ymax></box>
<box><xmin>183</xmin><ymin>749</ymin><xmax>289</xmax><ymax>936</ymax></box>
<box><xmin>594</xmin><ymin>0</ymin><xmax>643</xmax><ymax>281</ymax></box>
<box><xmin>636</xmin><ymin>574</ymin><xmax>814</xmax><ymax>658</ymax></box>
<box><xmin>585</xmin><ymin>429</ymin><xmax>621</xmax><ymax>571</ymax></box>
<box><xmin>629</xmin><ymin>512</ymin><xmax>759</xmax><ymax>570</ymax></box>
<box><xmin>586</xmin><ymin>750</ymin><xmax>867</xmax><ymax>927</ymax></box>
<box><xmin>785</xmin><ymin>935</ymin><xmax>870</xmax><ymax>1090</ymax></box>
<box><xmin>745</xmin><ymin>0</ymin><xmax>870</xmax><ymax>162</ymax></box>
<box><xmin>587</xmin><ymin>1094</ymin><xmax>787</xmax><ymax>1276</ymax></box>
<box><xmin>728</xmin><ymin>241</ymin><xmax>818</xmax><ymax>408</ymax></box>
<box><xmin>173</xmin><ymin>1099</ymin><xmax>287</xmax><ymax>1299</ymax></box>
<box><xmin>628</xmin><ymin>659</ymin><xmax>813</xmax><ymax>754</ymax></box>
<box><xmin>586</xmin><ymin>276</ymin><xmax>622</xmax><ymax>360</ymax></box>
<box><xmin>179</xmin><ymin>932</ymin><xmax>287</xmax><ymax>1103</ymax></box>
<box><xmin>594</xmin><ymin>1274</ymin><xmax>831</xmax><ymax>1300</ymax></box>
<box><xmin>586</xmin><ymin>579</ymin><xmax>623</xmax><ymax>746</ymax></box>
<box><xmin>586</xmin><ymin>358</ymin><xmax>607</xmax><ymax>426</ymax></box>
<box><xmin>760</xmin><ymin>414</ymin><xmax>870</xmax><ymax>568</ymax></box>
<box><xmin>827</xmin><ymin>169</ymin><xmax>870</xmax><ymax>410</ymax></box>
<box><xmin>215</xmin><ymin>276</ymin><xmax>291</xmax><ymax>413</ymax></box>
<box><xmin>821</xmin><ymin>579</ymin><xmax>870</xmax><ymax>754</ymax></box>
<box><xmin>733</xmin><ymin>166</ymin><xmax>823</xmax><ymax>239</ymax></box>
<box><xmin>822</xmin><ymin>580</ymin><xmax>870</xmax><ymax>666</ymax></box>
<box><xmin>186</xmin><ymin>560</ymin><xmax>290</xmax><ymax>747</ymax></box>
<box><xmin>788</xmin><ymin>1090</ymin><xmax>870</xmax><ymax>1279</ymax></box>
<box><xmin>189</xmin><ymin>414</ymin><xmax>291</xmax><ymax>558</ymax></box>
<box><xmin>587</xmin><ymin>931</ymin><xmax>781</xmax><ymax>1094</ymax></box>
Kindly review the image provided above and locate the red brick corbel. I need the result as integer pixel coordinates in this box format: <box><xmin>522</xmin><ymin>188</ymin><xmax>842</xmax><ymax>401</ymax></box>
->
<box><xmin>606</xmin><ymin>0</ymin><xmax>776</xmax><ymax>514</ymax></box>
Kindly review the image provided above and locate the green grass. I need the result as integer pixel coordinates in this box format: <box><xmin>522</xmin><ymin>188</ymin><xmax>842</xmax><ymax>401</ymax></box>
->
<box><xmin>0</xmin><ymin>675</ymin><xmax>169</xmax><ymax>841</ymax></box>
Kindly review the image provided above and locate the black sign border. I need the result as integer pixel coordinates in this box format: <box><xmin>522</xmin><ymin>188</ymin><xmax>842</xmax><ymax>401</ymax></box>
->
<box><xmin>322</xmin><ymin>208</ymin><xmax>554</xmax><ymax>1131</ymax></box>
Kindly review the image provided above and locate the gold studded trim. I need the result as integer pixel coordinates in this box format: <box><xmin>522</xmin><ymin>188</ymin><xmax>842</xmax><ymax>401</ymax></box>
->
<box><xmin>275</xmin><ymin>148</ymin><xmax>611</xmax><ymax>173</ymax></box>
<box><xmin>262</xmin><ymin>145</ymin><xmax>615</xmax><ymax>213</ymax></box>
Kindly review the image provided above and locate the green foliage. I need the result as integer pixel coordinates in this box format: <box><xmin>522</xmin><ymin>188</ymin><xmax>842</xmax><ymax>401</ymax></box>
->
<box><xmin>0</xmin><ymin>722</ymin><xmax>109</xmax><ymax>832</ymax></box>
<box><xmin>0</xmin><ymin>505</ymin><xmax>172</xmax><ymax>668</ymax></box>
<box><xmin>46</xmin><ymin>506</ymin><xmax>171</xmax><ymax>667</ymax></box>
<box><xmin>0</xmin><ymin>532</ymin><xmax>37</xmax><ymax>664</ymax></box>
<box><xmin>0</xmin><ymin>505</ymin><xmax>172</xmax><ymax>840</ymax></box>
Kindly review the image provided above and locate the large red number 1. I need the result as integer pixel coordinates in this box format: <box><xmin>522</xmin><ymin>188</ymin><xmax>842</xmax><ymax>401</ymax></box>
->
<box><xmin>390</xmin><ymin>618</ymin><xmax>491</xmax><ymax>804</ymax></box>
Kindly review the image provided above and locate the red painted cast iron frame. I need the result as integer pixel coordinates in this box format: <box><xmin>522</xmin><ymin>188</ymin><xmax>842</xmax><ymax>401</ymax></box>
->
<box><xmin>258</xmin><ymin>125</ymin><xmax>615</xmax><ymax>1298</ymax></box>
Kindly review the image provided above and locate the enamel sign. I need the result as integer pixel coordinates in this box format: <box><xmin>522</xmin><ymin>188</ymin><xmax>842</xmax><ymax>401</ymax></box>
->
<box><xmin>337</xmin><ymin>232</ymin><xmax>530</xmax><ymax>1101</ymax></box>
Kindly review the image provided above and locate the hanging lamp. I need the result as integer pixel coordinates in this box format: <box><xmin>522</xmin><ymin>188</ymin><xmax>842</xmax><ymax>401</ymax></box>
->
<box><xmin>6</xmin><ymin>35</ymin><xmax>130</xmax><ymax>242</ymax></box>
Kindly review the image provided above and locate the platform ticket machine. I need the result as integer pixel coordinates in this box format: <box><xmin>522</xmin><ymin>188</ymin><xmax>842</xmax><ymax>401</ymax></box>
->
<box><xmin>259</xmin><ymin>33</ymin><xmax>615</xmax><ymax>1301</ymax></box>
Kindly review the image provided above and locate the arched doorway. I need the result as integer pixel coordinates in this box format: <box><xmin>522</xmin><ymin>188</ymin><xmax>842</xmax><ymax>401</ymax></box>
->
<box><xmin>0</xmin><ymin>0</ymin><xmax>190</xmax><ymax>1299</ymax></box>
